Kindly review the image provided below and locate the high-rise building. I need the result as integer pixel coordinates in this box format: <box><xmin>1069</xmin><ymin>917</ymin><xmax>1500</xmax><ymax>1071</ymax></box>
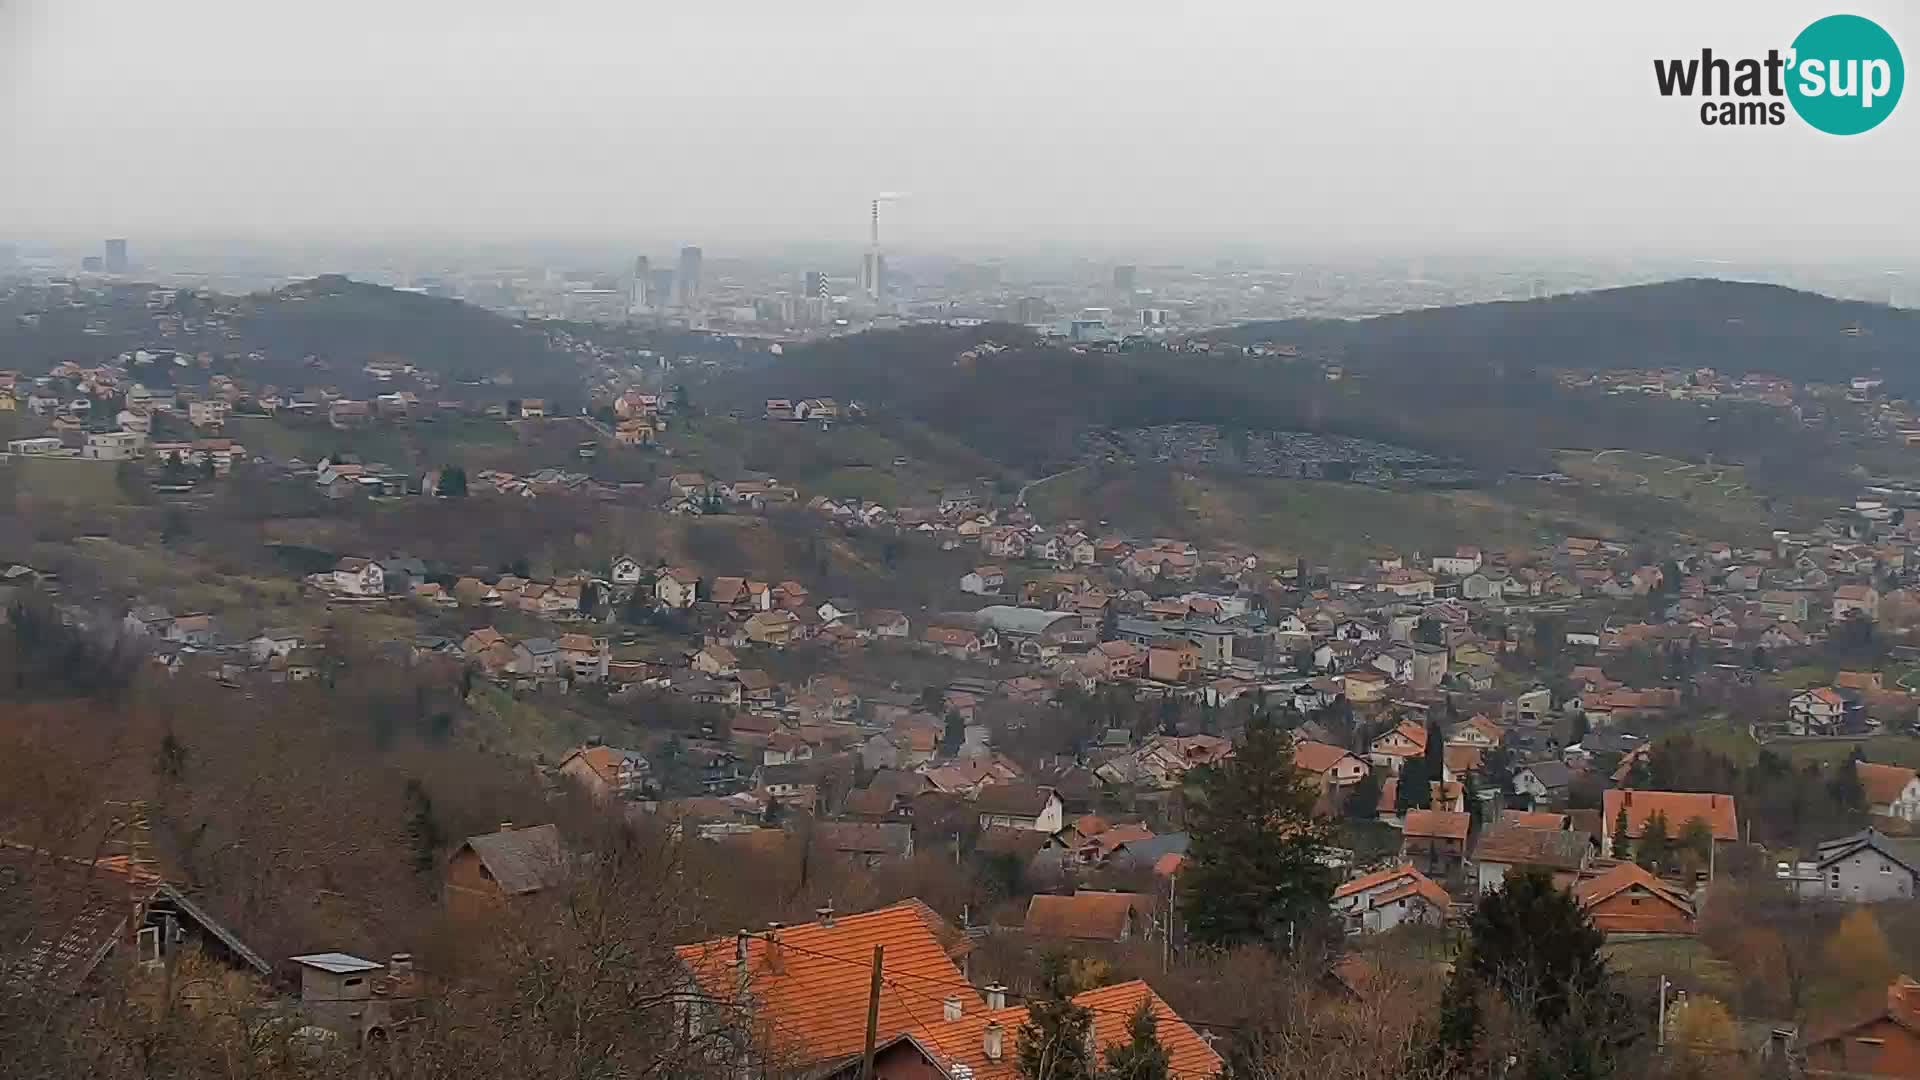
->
<box><xmin>675</xmin><ymin>246</ymin><xmax>703</xmax><ymax>307</ymax></box>
<box><xmin>104</xmin><ymin>238</ymin><xmax>129</xmax><ymax>274</ymax></box>
<box><xmin>1015</xmin><ymin>296</ymin><xmax>1049</xmax><ymax>324</ymax></box>
<box><xmin>631</xmin><ymin>256</ymin><xmax>651</xmax><ymax>312</ymax></box>
<box><xmin>1112</xmin><ymin>264</ymin><xmax>1136</xmax><ymax>294</ymax></box>
<box><xmin>649</xmin><ymin>268</ymin><xmax>676</xmax><ymax>309</ymax></box>
<box><xmin>81</xmin><ymin>255</ymin><xmax>104</xmax><ymax>273</ymax></box>
<box><xmin>804</xmin><ymin>270</ymin><xmax>827</xmax><ymax>299</ymax></box>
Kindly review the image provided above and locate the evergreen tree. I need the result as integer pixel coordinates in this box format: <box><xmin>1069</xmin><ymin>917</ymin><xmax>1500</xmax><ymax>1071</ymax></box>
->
<box><xmin>1432</xmin><ymin>866</ymin><xmax>1634</xmax><ymax>1078</ymax></box>
<box><xmin>1098</xmin><ymin>1001</ymin><xmax>1171</xmax><ymax>1080</ymax></box>
<box><xmin>1017</xmin><ymin>957</ymin><xmax>1096</xmax><ymax>1080</ymax></box>
<box><xmin>1100</xmin><ymin>603</ymin><xmax>1120</xmax><ymax>643</ymax></box>
<box><xmin>1180</xmin><ymin>712</ymin><xmax>1336</xmax><ymax>950</ymax></box>
<box><xmin>438</xmin><ymin>465</ymin><xmax>468</xmax><ymax>497</ymax></box>
<box><xmin>1611</xmin><ymin>806</ymin><xmax>1632</xmax><ymax>858</ymax></box>
<box><xmin>1346</xmin><ymin>769</ymin><xmax>1383</xmax><ymax>820</ymax></box>
<box><xmin>1635</xmin><ymin>811</ymin><xmax>1672</xmax><ymax>871</ymax></box>
<box><xmin>1423</xmin><ymin>717</ymin><xmax>1445</xmax><ymax>784</ymax></box>
<box><xmin>941</xmin><ymin>709</ymin><xmax>965</xmax><ymax>755</ymax></box>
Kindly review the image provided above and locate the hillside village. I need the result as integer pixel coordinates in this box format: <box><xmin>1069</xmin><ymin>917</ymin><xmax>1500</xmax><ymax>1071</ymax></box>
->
<box><xmin>16</xmin><ymin>279</ymin><xmax>1920</xmax><ymax>1077</ymax></box>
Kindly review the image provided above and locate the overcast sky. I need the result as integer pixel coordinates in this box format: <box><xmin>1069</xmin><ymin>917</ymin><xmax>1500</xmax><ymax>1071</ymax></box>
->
<box><xmin>2</xmin><ymin>0</ymin><xmax>1915</xmax><ymax>258</ymax></box>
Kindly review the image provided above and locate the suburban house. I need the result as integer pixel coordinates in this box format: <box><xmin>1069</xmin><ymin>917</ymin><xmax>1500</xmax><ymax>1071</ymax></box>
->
<box><xmin>1293</xmin><ymin>740</ymin><xmax>1371</xmax><ymax>794</ymax></box>
<box><xmin>1447</xmin><ymin>715</ymin><xmax>1505</xmax><ymax>750</ymax></box>
<box><xmin>1431</xmin><ymin>546</ymin><xmax>1484</xmax><ymax>577</ymax></box>
<box><xmin>1860</xmin><ymin>762</ymin><xmax>1920</xmax><ymax>823</ymax></box>
<box><xmin>1472</xmin><ymin>824</ymin><xmax>1594</xmax><ymax>893</ymax></box>
<box><xmin>557</xmin><ymin>745</ymin><xmax>651</xmax><ymax>802</ymax></box>
<box><xmin>673</xmin><ymin>901</ymin><xmax>979</xmax><ymax>1076</ymax></box>
<box><xmin>1401</xmin><ymin>809</ymin><xmax>1472</xmax><ymax>878</ymax></box>
<box><xmin>812</xmin><ymin>822</ymin><xmax>915</xmax><ymax>868</ymax></box>
<box><xmin>1600</xmin><ymin>789</ymin><xmax>1739</xmax><ymax>858</ymax></box>
<box><xmin>1789</xmin><ymin>687</ymin><xmax>1854</xmax><ymax>736</ymax></box>
<box><xmin>331</xmin><ymin>557</ymin><xmax>385</xmax><ymax>596</ymax></box>
<box><xmin>922</xmin><ymin>625</ymin><xmax>989</xmax><ymax>660</ymax></box>
<box><xmin>853</xmin><ymin>979</ymin><xmax>1223</xmax><ymax>1080</ymax></box>
<box><xmin>1802</xmin><ymin>975</ymin><xmax>1920</xmax><ymax>1078</ymax></box>
<box><xmin>960</xmin><ymin>565</ymin><xmax>1007</xmax><ymax>596</ymax></box>
<box><xmin>610</xmin><ymin>555</ymin><xmax>644</xmax><ymax>587</ymax></box>
<box><xmin>1147</xmin><ymin>639</ymin><xmax>1202</xmax><ymax>683</ymax></box>
<box><xmin>1369</xmin><ymin>719</ymin><xmax>1428</xmax><ymax>775</ymax></box>
<box><xmin>655</xmin><ymin>567</ymin><xmax>699</xmax><ymax>609</ymax></box>
<box><xmin>1022</xmin><ymin>891</ymin><xmax>1155</xmax><ymax>942</ymax></box>
<box><xmin>692</xmin><ymin>645</ymin><xmax>740</xmax><ymax>677</ymax></box>
<box><xmin>1332</xmin><ymin>863</ymin><xmax>1453</xmax><ymax>933</ymax></box>
<box><xmin>555</xmin><ymin>634</ymin><xmax>610</xmax><ymax>681</ymax></box>
<box><xmin>1788</xmin><ymin>829</ymin><xmax>1920</xmax><ymax>903</ymax></box>
<box><xmin>1509</xmin><ymin>760</ymin><xmax>1571</xmax><ymax>809</ymax></box>
<box><xmin>974</xmin><ymin>784</ymin><xmax>1064</xmax><ymax>833</ymax></box>
<box><xmin>1574</xmin><ymin>861</ymin><xmax>1695</xmax><ymax>936</ymax></box>
<box><xmin>445</xmin><ymin>823</ymin><xmax>567</xmax><ymax>918</ymax></box>
<box><xmin>1833</xmin><ymin>584</ymin><xmax>1882</xmax><ymax>622</ymax></box>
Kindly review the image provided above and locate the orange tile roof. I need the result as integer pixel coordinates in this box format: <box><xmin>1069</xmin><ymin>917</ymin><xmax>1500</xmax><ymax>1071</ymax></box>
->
<box><xmin>1603</xmin><ymin>789</ymin><xmax>1738</xmax><ymax>842</ymax></box>
<box><xmin>675</xmin><ymin>901</ymin><xmax>973</xmax><ymax>1065</ymax></box>
<box><xmin>1500</xmin><ymin>810</ymin><xmax>1569</xmax><ymax>830</ymax></box>
<box><xmin>1023</xmin><ymin>891</ymin><xmax>1154</xmax><ymax>941</ymax></box>
<box><xmin>1293</xmin><ymin>740</ymin><xmax>1361</xmax><ymax>775</ymax></box>
<box><xmin>906</xmin><ymin>980</ymin><xmax>1222</xmax><ymax>1080</ymax></box>
<box><xmin>1403</xmin><ymin>809</ymin><xmax>1470</xmax><ymax>841</ymax></box>
<box><xmin>1333</xmin><ymin>862</ymin><xmax>1425</xmax><ymax>900</ymax></box>
<box><xmin>1859</xmin><ymin>762</ymin><xmax>1920</xmax><ymax>807</ymax></box>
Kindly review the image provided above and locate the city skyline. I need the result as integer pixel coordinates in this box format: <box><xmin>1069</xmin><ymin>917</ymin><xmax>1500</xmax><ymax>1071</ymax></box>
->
<box><xmin>3</xmin><ymin>0</ymin><xmax>1917</xmax><ymax>259</ymax></box>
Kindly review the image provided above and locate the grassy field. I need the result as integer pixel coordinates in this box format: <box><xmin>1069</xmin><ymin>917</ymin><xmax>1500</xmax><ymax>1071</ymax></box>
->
<box><xmin>1029</xmin><ymin>464</ymin><xmax>1575</xmax><ymax>565</ymax></box>
<box><xmin>664</xmin><ymin>416</ymin><xmax>1002</xmax><ymax>505</ymax></box>
<box><xmin>1603</xmin><ymin>936</ymin><xmax>1739</xmax><ymax>1000</ymax></box>
<box><xmin>3</xmin><ymin>454</ymin><xmax>123</xmax><ymax>504</ymax></box>
<box><xmin>1550</xmin><ymin>449</ymin><xmax>1825</xmax><ymax>542</ymax></box>
<box><xmin>1682</xmin><ymin>719</ymin><xmax>1920</xmax><ymax>769</ymax></box>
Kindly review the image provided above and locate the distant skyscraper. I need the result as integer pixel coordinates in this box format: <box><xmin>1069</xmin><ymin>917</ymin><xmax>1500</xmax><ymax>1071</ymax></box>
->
<box><xmin>81</xmin><ymin>255</ymin><xmax>104</xmax><ymax>273</ymax></box>
<box><xmin>650</xmin><ymin>268</ymin><xmax>676</xmax><ymax>309</ymax></box>
<box><xmin>631</xmin><ymin>255</ymin><xmax>651</xmax><ymax>312</ymax></box>
<box><xmin>1112</xmin><ymin>264</ymin><xmax>1137</xmax><ymax>293</ymax></box>
<box><xmin>675</xmin><ymin>246</ymin><xmax>703</xmax><ymax>307</ymax></box>
<box><xmin>1015</xmin><ymin>296</ymin><xmax>1048</xmax><ymax>324</ymax></box>
<box><xmin>104</xmin><ymin>238</ymin><xmax>128</xmax><ymax>274</ymax></box>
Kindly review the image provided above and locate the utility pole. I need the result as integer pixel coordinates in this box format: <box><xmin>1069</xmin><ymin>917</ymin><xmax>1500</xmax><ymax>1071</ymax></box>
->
<box><xmin>1651</xmin><ymin>972</ymin><xmax>1666</xmax><ymax>1045</ymax></box>
<box><xmin>858</xmin><ymin>945</ymin><xmax>885</xmax><ymax>1080</ymax></box>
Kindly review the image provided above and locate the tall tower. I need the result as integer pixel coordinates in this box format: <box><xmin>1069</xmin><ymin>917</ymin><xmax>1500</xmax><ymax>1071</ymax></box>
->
<box><xmin>675</xmin><ymin>246</ymin><xmax>703</xmax><ymax>308</ymax></box>
<box><xmin>104</xmin><ymin>238</ymin><xmax>129</xmax><ymax>274</ymax></box>
<box><xmin>631</xmin><ymin>255</ymin><xmax>651</xmax><ymax>313</ymax></box>
<box><xmin>861</xmin><ymin>197</ymin><xmax>884</xmax><ymax>301</ymax></box>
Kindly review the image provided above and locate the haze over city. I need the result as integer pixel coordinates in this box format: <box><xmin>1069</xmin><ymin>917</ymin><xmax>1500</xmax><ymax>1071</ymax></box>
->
<box><xmin>3</xmin><ymin>0</ymin><xmax>1917</xmax><ymax>260</ymax></box>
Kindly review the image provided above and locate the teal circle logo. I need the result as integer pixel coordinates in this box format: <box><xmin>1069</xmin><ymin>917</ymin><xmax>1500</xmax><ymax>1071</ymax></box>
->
<box><xmin>1787</xmin><ymin>14</ymin><xmax>1903</xmax><ymax>135</ymax></box>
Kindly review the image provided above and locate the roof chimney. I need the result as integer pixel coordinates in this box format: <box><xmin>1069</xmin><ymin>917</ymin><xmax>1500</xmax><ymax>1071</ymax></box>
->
<box><xmin>944</xmin><ymin>995</ymin><xmax>963</xmax><ymax>1021</ymax></box>
<box><xmin>983</xmin><ymin>1021</ymin><xmax>1004</xmax><ymax>1060</ymax></box>
<box><xmin>389</xmin><ymin>952</ymin><xmax>413</xmax><ymax>977</ymax></box>
<box><xmin>817</xmin><ymin>902</ymin><xmax>836</xmax><ymax>928</ymax></box>
<box><xmin>985</xmin><ymin>983</ymin><xmax>1007</xmax><ymax>1010</ymax></box>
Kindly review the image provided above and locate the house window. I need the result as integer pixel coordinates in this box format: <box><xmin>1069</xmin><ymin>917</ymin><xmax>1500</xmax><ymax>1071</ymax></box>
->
<box><xmin>343</xmin><ymin>977</ymin><xmax>364</xmax><ymax>988</ymax></box>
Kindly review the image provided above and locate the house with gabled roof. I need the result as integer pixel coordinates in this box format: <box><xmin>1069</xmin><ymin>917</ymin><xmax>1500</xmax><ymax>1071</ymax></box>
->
<box><xmin>1860</xmin><ymin>762</ymin><xmax>1920</xmax><ymax>824</ymax></box>
<box><xmin>1600</xmin><ymin>789</ymin><xmax>1738</xmax><ymax>856</ymax></box>
<box><xmin>446</xmin><ymin>823</ymin><xmax>567</xmax><ymax>917</ymax></box>
<box><xmin>1574</xmin><ymin>861</ymin><xmax>1695</xmax><ymax>936</ymax></box>
<box><xmin>1802</xmin><ymin>974</ymin><xmax>1920</xmax><ymax>1078</ymax></box>
<box><xmin>1022</xmin><ymin>890</ymin><xmax>1155</xmax><ymax>942</ymax></box>
<box><xmin>1332</xmin><ymin>863</ymin><xmax>1452</xmax><ymax>933</ymax></box>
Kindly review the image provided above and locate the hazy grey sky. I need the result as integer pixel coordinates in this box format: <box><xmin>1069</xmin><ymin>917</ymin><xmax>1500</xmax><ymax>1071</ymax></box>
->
<box><xmin>2</xmin><ymin>0</ymin><xmax>1915</xmax><ymax>257</ymax></box>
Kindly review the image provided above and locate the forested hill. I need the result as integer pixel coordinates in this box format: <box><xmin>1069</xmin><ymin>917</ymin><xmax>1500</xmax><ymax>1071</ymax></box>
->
<box><xmin>234</xmin><ymin>275</ymin><xmax>580</xmax><ymax>396</ymax></box>
<box><xmin>1217</xmin><ymin>278</ymin><xmax>1920</xmax><ymax>389</ymax></box>
<box><xmin>706</xmin><ymin>279</ymin><xmax>1884</xmax><ymax>491</ymax></box>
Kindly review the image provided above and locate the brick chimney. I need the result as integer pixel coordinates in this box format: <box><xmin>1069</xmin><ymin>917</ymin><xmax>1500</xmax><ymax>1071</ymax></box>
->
<box><xmin>944</xmin><ymin>995</ymin><xmax>963</xmax><ymax>1021</ymax></box>
<box><xmin>985</xmin><ymin>983</ymin><xmax>1007</xmax><ymax>1010</ymax></box>
<box><xmin>983</xmin><ymin>1021</ymin><xmax>1004</xmax><ymax>1060</ymax></box>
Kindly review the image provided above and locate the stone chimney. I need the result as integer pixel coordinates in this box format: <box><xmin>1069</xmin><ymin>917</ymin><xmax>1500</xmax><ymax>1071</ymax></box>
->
<box><xmin>944</xmin><ymin>995</ymin><xmax>963</xmax><ymax>1021</ymax></box>
<box><xmin>985</xmin><ymin>984</ymin><xmax>1007</xmax><ymax>1010</ymax></box>
<box><xmin>816</xmin><ymin>902</ymin><xmax>836</xmax><ymax>928</ymax></box>
<box><xmin>983</xmin><ymin>1021</ymin><xmax>1004</xmax><ymax>1061</ymax></box>
<box><xmin>389</xmin><ymin>952</ymin><xmax>413</xmax><ymax>978</ymax></box>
